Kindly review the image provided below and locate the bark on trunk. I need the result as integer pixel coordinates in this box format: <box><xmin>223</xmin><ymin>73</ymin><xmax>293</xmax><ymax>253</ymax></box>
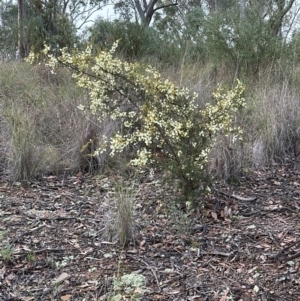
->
<box><xmin>18</xmin><ymin>0</ymin><xmax>27</xmax><ymax>59</ymax></box>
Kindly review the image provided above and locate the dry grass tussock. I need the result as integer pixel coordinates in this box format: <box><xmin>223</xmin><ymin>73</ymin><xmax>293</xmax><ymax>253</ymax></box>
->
<box><xmin>0</xmin><ymin>62</ymin><xmax>117</xmax><ymax>181</ymax></box>
<box><xmin>211</xmin><ymin>80</ymin><xmax>300</xmax><ymax>180</ymax></box>
<box><xmin>245</xmin><ymin>76</ymin><xmax>300</xmax><ymax>166</ymax></box>
<box><xmin>98</xmin><ymin>179</ymin><xmax>136</xmax><ymax>246</ymax></box>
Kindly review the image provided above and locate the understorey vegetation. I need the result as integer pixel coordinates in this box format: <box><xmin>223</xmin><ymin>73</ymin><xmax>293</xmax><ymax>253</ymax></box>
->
<box><xmin>27</xmin><ymin>42</ymin><xmax>245</xmax><ymax>199</ymax></box>
<box><xmin>2</xmin><ymin>2</ymin><xmax>300</xmax><ymax>300</ymax></box>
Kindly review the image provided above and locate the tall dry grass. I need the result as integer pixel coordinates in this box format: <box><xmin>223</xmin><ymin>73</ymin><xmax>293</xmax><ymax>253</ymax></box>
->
<box><xmin>0</xmin><ymin>62</ymin><xmax>116</xmax><ymax>181</ymax></box>
<box><xmin>246</xmin><ymin>78</ymin><xmax>300</xmax><ymax>165</ymax></box>
<box><xmin>0</xmin><ymin>59</ymin><xmax>299</xmax><ymax>183</ymax></box>
<box><xmin>209</xmin><ymin>62</ymin><xmax>300</xmax><ymax>175</ymax></box>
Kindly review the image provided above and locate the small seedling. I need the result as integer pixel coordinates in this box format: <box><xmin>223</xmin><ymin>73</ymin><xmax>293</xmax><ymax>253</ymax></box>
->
<box><xmin>108</xmin><ymin>273</ymin><xmax>146</xmax><ymax>301</ymax></box>
<box><xmin>0</xmin><ymin>245</ymin><xmax>14</xmax><ymax>262</ymax></box>
<box><xmin>45</xmin><ymin>255</ymin><xmax>54</xmax><ymax>266</ymax></box>
<box><xmin>26</xmin><ymin>252</ymin><xmax>37</xmax><ymax>263</ymax></box>
<box><xmin>230</xmin><ymin>215</ymin><xmax>240</xmax><ymax>221</ymax></box>
<box><xmin>0</xmin><ymin>230</ymin><xmax>9</xmax><ymax>241</ymax></box>
<box><xmin>55</xmin><ymin>255</ymin><xmax>74</xmax><ymax>269</ymax></box>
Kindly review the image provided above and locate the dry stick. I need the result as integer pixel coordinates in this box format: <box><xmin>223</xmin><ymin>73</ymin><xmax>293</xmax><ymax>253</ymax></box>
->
<box><xmin>37</xmin><ymin>216</ymin><xmax>77</xmax><ymax>221</ymax></box>
<box><xmin>283</xmin><ymin>251</ymin><xmax>300</xmax><ymax>262</ymax></box>
<box><xmin>15</xmin><ymin>247</ymin><xmax>66</xmax><ymax>256</ymax></box>
<box><xmin>23</xmin><ymin>212</ymin><xmax>78</xmax><ymax>221</ymax></box>
<box><xmin>216</xmin><ymin>189</ymin><xmax>257</xmax><ymax>202</ymax></box>
<box><xmin>231</xmin><ymin>192</ymin><xmax>257</xmax><ymax>202</ymax></box>
<box><xmin>127</xmin><ymin>254</ymin><xmax>161</xmax><ymax>291</ymax></box>
<box><xmin>242</xmin><ymin>206</ymin><xmax>298</xmax><ymax>217</ymax></box>
<box><xmin>197</xmin><ymin>250</ymin><xmax>237</xmax><ymax>257</ymax></box>
<box><xmin>160</xmin><ymin>274</ymin><xmax>185</xmax><ymax>288</ymax></box>
<box><xmin>10</xmin><ymin>225</ymin><xmax>45</xmax><ymax>244</ymax></box>
<box><xmin>269</xmin><ymin>239</ymin><xmax>300</xmax><ymax>260</ymax></box>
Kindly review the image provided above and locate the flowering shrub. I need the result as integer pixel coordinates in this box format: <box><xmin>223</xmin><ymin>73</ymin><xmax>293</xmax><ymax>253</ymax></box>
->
<box><xmin>27</xmin><ymin>43</ymin><xmax>245</xmax><ymax>193</ymax></box>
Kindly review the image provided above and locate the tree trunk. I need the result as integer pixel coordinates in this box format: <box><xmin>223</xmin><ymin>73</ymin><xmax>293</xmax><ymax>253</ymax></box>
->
<box><xmin>270</xmin><ymin>0</ymin><xmax>295</xmax><ymax>37</ymax></box>
<box><xmin>206</xmin><ymin>0</ymin><xmax>229</xmax><ymax>13</ymax></box>
<box><xmin>134</xmin><ymin>0</ymin><xmax>178</xmax><ymax>26</ymax></box>
<box><xmin>239</xmin><ymin>0</ymin><xmax>246</xmax><ymax>19</ymax></box>
<box><xmin>18</xmin><ymin>0</ymin><xmax>27</xmax><ymax>59</ymax></box>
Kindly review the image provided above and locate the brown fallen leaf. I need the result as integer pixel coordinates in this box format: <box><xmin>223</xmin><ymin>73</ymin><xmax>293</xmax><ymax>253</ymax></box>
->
<box><xmin>53</xmin><ymin>272</ymin><xmax>70</xmax><ymax>285</ymax></box>
<box><xmin>211</xmin><ymin>211</ymin><xmax>218</xmax><ymax>221</ymax></box>
<box><xmin>0</xmin><ymin>266</ymin><xmax>6</xmax><ymax>279</ymax></box>
<box><xmin>61</xmin><ymin>295</ymin><xmax>72</xmax><ymax>301</ymax></box>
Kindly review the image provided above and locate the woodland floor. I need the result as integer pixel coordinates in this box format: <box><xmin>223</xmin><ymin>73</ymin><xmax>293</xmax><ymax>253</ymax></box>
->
<box><xmin>1</xmin><ymin>158</ymin><xmax>300</xmax><ymax>301</ymax></box>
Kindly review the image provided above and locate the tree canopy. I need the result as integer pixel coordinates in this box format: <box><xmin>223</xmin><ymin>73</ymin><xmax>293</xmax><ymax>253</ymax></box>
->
<box><xmin>0</xmin><ymin>0</ymin><xmax>299</xmax><ymax>67</ymax></box>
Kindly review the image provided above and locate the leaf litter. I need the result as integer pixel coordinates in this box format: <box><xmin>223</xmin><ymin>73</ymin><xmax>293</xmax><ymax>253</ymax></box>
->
<box><xmin>1</xmin><ymin>158</ymin><xmax>300</xmax><ymax>300</ymax></box>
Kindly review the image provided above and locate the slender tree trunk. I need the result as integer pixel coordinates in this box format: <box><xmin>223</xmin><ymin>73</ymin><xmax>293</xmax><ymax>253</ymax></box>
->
<box><xmin>239</xmin><ymin>0</ymin><xmax>246</xmax><ymax>19</ymax></box>
<box><xmin>268</xmin><ymin>0</ymin><xmax>295</xmax><ymax>37</ymax></box>
<box><xmin>134</xmin><ymin>0</ymin><xmax>178</xmax><ymax>26</ymax></box>
<box><xmin>18</xmin><ymin>0</ymin><xmax>27</xmax><ymax>59</ymax></box>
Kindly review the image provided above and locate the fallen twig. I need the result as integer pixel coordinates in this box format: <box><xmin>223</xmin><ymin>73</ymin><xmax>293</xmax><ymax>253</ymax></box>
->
<box><xmin>216</xmin><ymin>189</ymin><xmax>257</xmax><ymax>202</ymax></box>
<box><xmin>127</xmin><ymin>254</ymin><xmax>161</xmax><ymax>291</ymax></box>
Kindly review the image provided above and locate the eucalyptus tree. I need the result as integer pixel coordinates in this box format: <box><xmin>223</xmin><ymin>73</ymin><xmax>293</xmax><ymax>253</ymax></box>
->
<box><xmin>18</xmin><ymin>0</ymin><xmax>26</xmax><ymax>57</ymax></box>
<box><xmin>112</xmin><ymin>0</ymin><xmax>179</xmax><ymax>26</ymax></box>
<box><xmin>0</xmin><ymin>0</ymin><xmax>18</xmax><ymax>59</ymax></box>
<box><xmin>178</xmin><ymin>0</ymin><xmax>298</xmax><ymax>75</ymax></box>
<box><xmin>14</xmin><ymin>0</ymin><xmax>109</xmax><ymax>58</ymax></box>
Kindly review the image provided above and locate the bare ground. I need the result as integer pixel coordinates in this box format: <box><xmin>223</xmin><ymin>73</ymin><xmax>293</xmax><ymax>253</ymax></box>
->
<box><xmin>1</xmin><ymin>158</ymin><xmax>300</xmax><ymax>301</ymax></box>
